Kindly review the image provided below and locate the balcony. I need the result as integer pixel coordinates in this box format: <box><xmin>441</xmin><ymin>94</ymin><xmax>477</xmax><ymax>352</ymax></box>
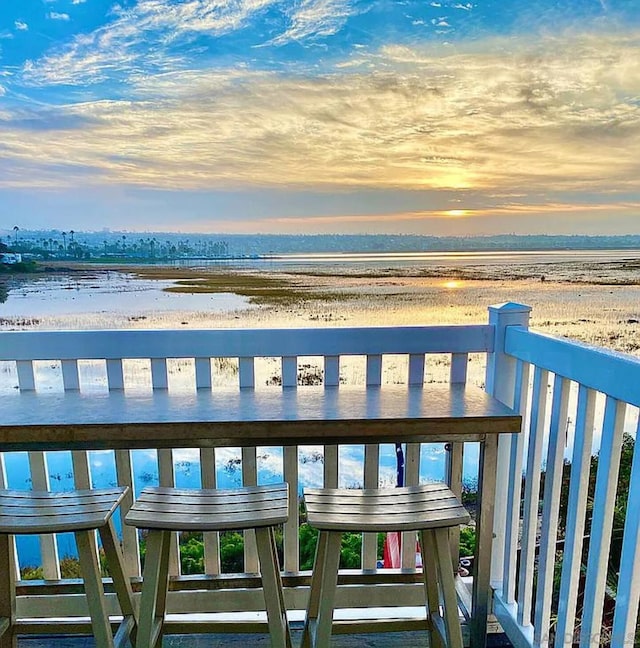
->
<box><xmin>1</xmin><ymin>301</ymin><xmax>638</xmax><ymax>647</ymax></box>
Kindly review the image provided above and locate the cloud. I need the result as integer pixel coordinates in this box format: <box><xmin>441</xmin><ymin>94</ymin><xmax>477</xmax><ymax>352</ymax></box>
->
<box><xmin>4</xmin><ymin>30</ymin><xmax>640</xmax><ymax>202</ymax></box>
<box><xmin>20</xmin><ymin>0</ymin><xmax>279</xmax><ymax>87</ymax></box>
<box><xmin>15</xmin><ymin>21</ymin><xmax>29</xmax><ymax>31</ymax></box>
<box><xmin>270</xmin><ymin>0</ymin><xmax>364</xmax><ymax>45</ymax></box>
<box><xmin>71</xmin><ymin>0</ymin><xmax>87</xmax><ymax>4</ymax></box>
<box><xmin>48</xmin><ymin>12</ymin><xmax>71</xmax><ymax>21</ymax></box>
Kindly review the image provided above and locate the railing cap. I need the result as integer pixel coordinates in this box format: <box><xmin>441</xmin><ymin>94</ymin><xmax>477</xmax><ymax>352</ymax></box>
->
<box><xmin>488</xmin><ymin>302</ymin><xmax>532</xmax><ymax>314</ymax></box>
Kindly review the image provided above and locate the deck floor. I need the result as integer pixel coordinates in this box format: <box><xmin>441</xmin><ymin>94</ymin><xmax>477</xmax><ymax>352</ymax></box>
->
<box><xmin>19</xmin><ymin>630</ymin><xmax>514</xmax><ymax>647</ymax></box>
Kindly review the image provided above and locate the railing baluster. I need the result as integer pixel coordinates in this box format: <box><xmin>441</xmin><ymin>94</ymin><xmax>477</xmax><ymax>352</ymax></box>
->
<box><xmin>29</xmin><ymin>452</ymin><xmax>60</xmax><ymax>579</ymax></box>
<box><xmin>324</xmin><ymin>355</ymin><xmax>340</xmax><ymax>387</ymax></box>
<box><xmin>195</xmin><ymin>357</ymin><xmax>212</xmax><ymax>390</ymax></box>
<box><xmin>611</xmin><ymin>415</ymin><xmax>640</xmax><ymax>646</ymax></box>
<box><xmin>151</xmin><ymin>358</ymin><xmax>168</xmax><ymax>390</ymax></box>
<box><xmin>64</xmin><ymin>359</ymin><xmax>99</xmax><ymax>566</ymax></box>
<box><xmin>580</xmin><ymin>397</ymin><xmax>626</xmax><ymax>647</ymax></box>
<box><xmin>282</xmin><ymin>356</ymin><xmax>297</xmax><ymax>388</ymax></box>
<box><xmin>238</xmin><ymin>356</ymin><xmax>258</xmax><ymax>573</ymax></box>
<box><xmin>517</xmin><ymin>366</ymin><xmax>549</xmax><ymax>626</ymax></box>
<box><xmin>362</xmin><ymin>442</ymin><xmax>380</xmax><ymax>570</ymax></box>
<box><xmin>115</xmin><ymin>449</ymin><xmax>140</xmax><ymax>578</ymax></box>
<box><xmin>106</xmin><ymin>358</ymin><xmax>124</xmax><ymax>390</ymax></box>
<box><xmin>239</xmin><ymin>357</ymin><xmax>255</xmax><ymax>389</ymax></box>
<box><xmin>242</xmin><ymin>447</ymin><xmax>259</xmax><ymax>574</ymax></box>
<box><xmin>200</xmin><ymin>447</ymin><xmax>220</xmax><ymax>575</ymax></box>
<box><xmin>401</xmin><ymin>443</ymin><xmax>420</xmax><ymax>569</ymax></box>
<box><xmin>502</xmin><ymin>360</ymin><xmax>530</xmax><ymax>604</ymax></box>
<box><xmin>284</xmin><ymin>446</ymin><xmax>299</xmax><ymax>573</ymax></box>
<box><xmin>198</xmin><ymin>356</ymin><xmax>219</xmax><ymax>574</ymax></box>
<box><xmin>408</xmin><ymin>353</ymin><xmax>425</xmax><ymax>386</ymax></box>
<box><xmin>534</xmin><ymin>375</ymin><xmax>570</xmax><ymax>646</ymax></box>
<box><xmin>449</xmin><ymin>353</ymin><xmax>468</xmax><ymax>384</ymax></box>
<box><xmin>363</xmin><ymin>355</ymin><xmax>382</xmax><ymax>569</ymax></box>
<box><xmin>16</xmin><ymin>360</ymin><xmax>35</xmax><ymax>391</ymax></box>
<box><xmin>554</xmin><ymin>386</ymin><xmax>597</xmax><ymax>648</ymax></box>
<box><xmin>447</xmin><ymin>353</ymin><xmax>468</xmax><ymax>566</ymax></box>
<box><xmin>281</xmin><ymin>356</ymin><xmax>299</xmax><ymax>573</ymax></box>
<box><xmin>323</xmin><ymin>446</ymin><xmax>339</xmax><ymax>489</ymax></box>
<box><xmin>401</xmin><ymin>354</ymin><xmax>426</xmax><ymax>569</ymax></box>
<box><xmin>157</xmin><ymin>448</ymin><xmax>180</xmax><ymax>576</ymax></box>
<box><xmin>323</xmin><ymin>356</ymin><xmax>340</xmax><ymax>488</ymax></box>
<box><xmin>61</xmin><ymin>359</ymin><xmax>80</xmax><ymax>391</ymax></box>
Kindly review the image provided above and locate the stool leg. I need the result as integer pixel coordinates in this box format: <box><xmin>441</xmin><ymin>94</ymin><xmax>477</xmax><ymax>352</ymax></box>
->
<box><xmin>434</xmin><ymin>528</ymin><xmax>463</xmax><ymax>648</ymax></box>
<box><xmin>75</xmin><ymin>529</ymin><xmax>115</xmax><ymax>648</ymax></box>
<box><xmin>300</xmin><ymin>528</ymin><xmax>328</xmax><ymax>648</ymax></box>
<box><xmin>138</xmin><ymin>529</ymin><xmax>171</xmax><ymax>648</ymax></box>
<box><xmin>98</xmin><ymin>518</ymin><xmax>138</xmax><ymax>645</ymax></box>
<box><xmin>419</xmin><ymin>530</ymin><xmax>446</xmax><ymax>648</ymax></box>
<box><xmin>255</xmin><ymin>526</ymin><xmax>292</xmax><ymax>648</ymax></box>
<box><xmin>0</xmin><ymin>534</ymin><xmax>16</xmax><ymax>648</ymax></box>
<box><xmin>301</xmin><ymin>530</ymin><xmax>341</xmax><ymax>648</ymax></box>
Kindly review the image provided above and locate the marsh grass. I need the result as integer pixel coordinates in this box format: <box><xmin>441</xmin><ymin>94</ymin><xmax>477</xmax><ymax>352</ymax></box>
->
<box><xmin>132</xmin><ymin>267</ymin><xmax>356</xmax><ymax>305</ymax></box>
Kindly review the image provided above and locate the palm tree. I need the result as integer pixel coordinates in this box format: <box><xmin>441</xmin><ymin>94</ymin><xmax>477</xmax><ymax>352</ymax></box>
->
<box><xmin>61</xmin><ymin>232</ymin><xmax>67</xmax><ymax>253</ymax></box>
<box><xmin>13</xmin><ymin>226</ymin><xmax>19</xmax><ymax>246</ymax></box>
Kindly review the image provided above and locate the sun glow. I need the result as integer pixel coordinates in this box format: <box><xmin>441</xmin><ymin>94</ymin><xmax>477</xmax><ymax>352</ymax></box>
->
<box><xmin>443</xmin><ymin>280</ymin><xmax>462</xmax><ymax>289</ymax></box>
<box><xmin>444</xmin><ymin>210</ymin><xmax>468</xmax><ymax>217</ymax></box>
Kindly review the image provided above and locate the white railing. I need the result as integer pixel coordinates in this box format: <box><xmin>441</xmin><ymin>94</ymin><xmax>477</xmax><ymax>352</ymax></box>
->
<box><xmin>3</xmin><ymin>303</ymin><xmax>639</xmax><ymax>646</ymax></box>
<box><xmin>489</xmin><ymin>307</ymin><xmax>640</xmax><ymax>648</ymax></box>
<box><xmin>0</xmin><ymin>321</ymin><xmax>496</xmax><ymax>629</ymax></box>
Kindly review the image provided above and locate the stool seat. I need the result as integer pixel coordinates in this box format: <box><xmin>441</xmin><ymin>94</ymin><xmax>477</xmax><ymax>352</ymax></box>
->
<box><xmin>304</xmin><ymin>483</ymin><xmax>470</xmax><ymax>532</ymax></box>
<box><xmin>126</xmin><ymin>483</ymin><xmax>292</xmax><ymax>648</ymax></box>
<box><xmin>0</xmin><ymin>486</ymin><xmax>137</xmax><ymax>648</ymax></box>
<box><xmin>0</xmin><ymin>487</ymin><xmax>128</xmax><ymax>534</ymax></box>
<box><xmin>126</xmin><ymin>483</ymin><xmax>288</xmax><ymax>531</ymax></box>
<box><xmin>302</xmin><ymin>483</ymin><xmax>469</xmax><ymax>648</ymax></box>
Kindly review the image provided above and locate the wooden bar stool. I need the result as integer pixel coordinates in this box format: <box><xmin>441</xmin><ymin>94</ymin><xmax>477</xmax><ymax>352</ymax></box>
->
<box><xmin>125</xmin><ymin>482</ymin><xmax>292</xmax><ymax>648</ymax></box>
<box><xmin>301</xmin><ymin>483</ymin><xmax>470</xmax><ymax>648</ymax></box>
<box><xmin>0</xmin><ymin>486</ymin><xmax>137</xmax><ymax>648</ymax></box>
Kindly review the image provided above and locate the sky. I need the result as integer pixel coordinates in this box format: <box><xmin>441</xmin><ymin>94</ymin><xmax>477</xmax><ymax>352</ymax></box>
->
<box><xmin>1</xmin><ymin>0</ymin><xmax>639</xmax><ymax>236</ymax></box>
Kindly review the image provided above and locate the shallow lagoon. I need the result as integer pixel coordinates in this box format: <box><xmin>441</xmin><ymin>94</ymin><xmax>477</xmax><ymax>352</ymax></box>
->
<box><xmin>0</xmin><ymin>271</ymin><xmax>252</xmax><ymax>319</ymax></box>
<box><xmin>2</xmin><ymin>251</ymin><xmax>639</xmax><ymax>566</ymax></box>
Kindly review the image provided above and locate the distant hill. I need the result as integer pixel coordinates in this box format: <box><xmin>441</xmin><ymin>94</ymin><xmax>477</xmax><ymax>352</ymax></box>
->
<box><xmin>3</xmin><ymin>231</ymin><xmax>640</xmax><ymax>258</ymax></box>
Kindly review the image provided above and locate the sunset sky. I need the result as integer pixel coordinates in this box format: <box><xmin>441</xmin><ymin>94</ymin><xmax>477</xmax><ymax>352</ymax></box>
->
<box><xmin>1</xmin><ymin>0</ymin><xmax>639</xmax><ymax>235</ymax></box>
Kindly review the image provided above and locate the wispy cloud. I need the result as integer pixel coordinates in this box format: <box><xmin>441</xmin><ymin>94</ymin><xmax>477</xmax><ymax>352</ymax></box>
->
<box><xmin>47</xmin><ymin>12</ymin><xmax>71</xmax><ymax>21</ymax></box>
<box><xmin>15</xmin><ymin>21</ymin><xmax>29</xmax><ymax>31</ymax></box>
<box><xmin>20</xmin><ymin>0</ymin><xmax>279</xmax><ymax>87</ymax></box>
<box><xmin>270</xmin><ymin>0</ymin><xmax>364</xmax><ymax>45</ymax></box>
<box><xmin>4</xmin><ymin>30</ymin><xmax>640</xmax><ymax>202</ymax></box>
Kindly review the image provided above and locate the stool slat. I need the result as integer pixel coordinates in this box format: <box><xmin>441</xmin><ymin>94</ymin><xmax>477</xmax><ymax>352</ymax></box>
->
<box><xmin>0</xmin><ymin>488</ymin><xmax>128</xmax><ymax>534</ymax></box>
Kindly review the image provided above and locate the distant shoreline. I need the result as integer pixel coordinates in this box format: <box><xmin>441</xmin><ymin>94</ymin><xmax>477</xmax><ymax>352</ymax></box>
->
<box><xmin>28</xmin><ymin>249</ymin><xmax>640</xmax><ymax>287</ymax></box>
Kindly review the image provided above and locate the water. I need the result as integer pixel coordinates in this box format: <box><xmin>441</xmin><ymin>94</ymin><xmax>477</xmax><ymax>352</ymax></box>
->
<box><xmin>175</xmin><ymin>248</ymin><xmax>640</xmax><ymax>272</ymax></box>
<box><xmin>4</xmin><ymin>248</ymin><xmax>633</xmax><ymax>566</ymax></box>
<box><xmin>0</xmin><ymin>271</ymin><xmax>251</xmax><ymax>318</ymax></box>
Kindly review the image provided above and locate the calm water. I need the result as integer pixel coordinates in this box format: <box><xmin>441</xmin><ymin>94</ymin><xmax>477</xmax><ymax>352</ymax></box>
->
<box><xmin>4</xmin><ymin>248</ymin><xmax>635</xmax><ymax>566</ymax></box>
<box><xmin>177</xmin><ymin>248</ymin><xmax>640</xmax><ymax>272</ymax></box>
<box><xmin>0</xmin><ymin>271</ymin><xmax>251</xmax><ymax>318</ymax></box>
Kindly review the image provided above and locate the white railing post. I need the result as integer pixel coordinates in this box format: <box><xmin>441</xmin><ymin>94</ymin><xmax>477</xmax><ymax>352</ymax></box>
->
<box><xmin>485</xmin><ymin>302</ymin><xmax>531</xmax><ymax>587</ymax></box>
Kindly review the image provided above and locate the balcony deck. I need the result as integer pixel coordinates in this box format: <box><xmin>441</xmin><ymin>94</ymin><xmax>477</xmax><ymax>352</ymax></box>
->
<box><xmin>1</xmin><ymin>302</ymin><xmax>639</xmax><ymax>648</ymax></box>
<box><xmin>19</xmin><ymin>629</ymin><xmax>515</xmax><ymax>646</ymax></box>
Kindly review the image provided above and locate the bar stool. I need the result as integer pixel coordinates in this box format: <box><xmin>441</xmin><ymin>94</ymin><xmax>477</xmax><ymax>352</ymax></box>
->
<box><xmin>0</xmin><ymin>486</ymin><xmax>137</xmax><ymax>647</ymax></box>
<box><xmin>125</xmin><ymin>482</ymin><xmax>292</xmax><ymax>648</ymax></box>
<box><xmin>301</xmin><ymin>483</ymin><xmax>470</xmax><ymax>648</ymax></box>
